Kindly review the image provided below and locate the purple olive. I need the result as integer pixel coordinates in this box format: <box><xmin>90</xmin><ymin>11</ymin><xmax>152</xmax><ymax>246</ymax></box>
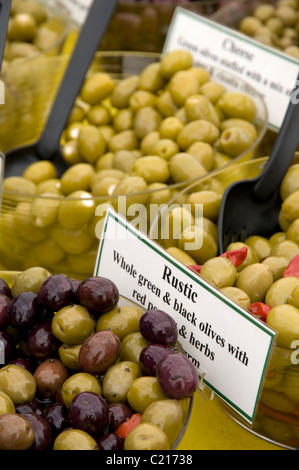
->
<box><xmin>76</xmin><ymin>277</ymin><xmax>119</xmax><ymax>315</ymax></box>
<box><xmin>15</xmin><ymin>399</ymin><xmax>43</xmax><ymax>417</ymax></box>
<box><xmin>156</xmin><ymin>353</ymin><xmax>199</xmax><ymax>399</ymax></box>
<box><xmin>139</xmin><ymin>310</ymin><xmax>178</xmax><ymax>345</ymax></box>
<box><xmin>10</xmin><ymin>357</ymin><xmax>32</xmax><ymax>373</ymax></box>
<box><xmin>0</xmin><ymin>278</ymin><xmax>11</xmax><ymax>298</ymax></box>
<box><xmin>0</xmin><ymin>329</ymin><xmax>16</xmax><ymax>363</ymax></box>
<box><xmin>108</xmin><ymin>403</ymin><xmax>133</xmax><ymax>432</ymax></box>
<box><xmin>27</xmin><ymin>320</ymin><xmax>59</xmax><ymax>361</ymax></box>
<box><xmin>0</xmin><ymin>295</ymin><xmax>11</xmax><ymax>329</ymax></box>
<box><xmin>139</xmin><ymin>343</ymin><xmax>175</xmax><ymax>376</ymax></box>
<box><xmin>38</xmin><ymin>274</ymin><xmax>74</xmax><ymax>311</ymax></box>
<box><xmin>21</xmin><ymin>412</ymin><xmax>53</xmax><ymax>450</ymax></box>
<box><xmin>68</xmin><ymin>392</ymin><xmax>109</xmax><ymax>435</ymax></box>
<box><xmin>6</xmin><ymin>291</ymin><xmax>43</xmax><ymax>331</ymax></box>
<box><xmin>97</xmin><ymin>433</ymin><xmax>124</xmax><ymax>450</ymax></box>
<box><xmin>44</xmin><ymin>403</ymin><xmax>69</xmax><ymax>436</ymax></box>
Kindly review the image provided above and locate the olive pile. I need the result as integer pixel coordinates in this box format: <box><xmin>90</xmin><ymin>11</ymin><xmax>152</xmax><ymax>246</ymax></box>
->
<box><xmin>61</xmin><ymin>49</ymin><xmax>260</xmax><ymax>178</ymax></box>
<box><xmin>4</xmin><ymin>0</ymin><xmax>67</xmax><ymax>64</ymax></box>
<box><xmin>157</xmin><ymin>160</ymin><xmax>299</xmax><ymax>448</ymax></box>
<box><xmin>0</xmin><ymin>49</ymin><xmax>262</xmax><ymax>278</ymax></box>
<box><xmin>239</xmin><ymin>0</ymin><xmax>299</xmax><ymax>58</ymax></box>
<box><xmin>0</xmin><ymin>268</ymin><xmax>197</xmax><ymax>450</ymax></box>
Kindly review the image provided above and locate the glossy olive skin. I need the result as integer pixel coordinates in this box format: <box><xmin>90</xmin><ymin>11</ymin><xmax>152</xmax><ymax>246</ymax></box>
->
<box><xmin>34</xmin><ymin>358</ymin><xmax>69</xmax><ymax>400</ymax></box>
<box><xmin>124</xmin><ymin>423</ymin><xmax>170</xmax><ymax>450</ymax></box>
<box><xmin>0</xmin><ymin>413</ymin><xmax>35</xmax><ymax>450</ymax></box>
<box><xmin>157</xmin><ymin>353</ymin><xmax>199</xmax><ymax>400</ymax></box>
<box><xmin>0</xmin><ymin>364</ymin><xmax>36</xmax><ymax>405</ymax></box>
<box><xmin>44</xmin><ymin>402</ymin><xmax>69</xmax><ymax>437</ymax></box>
<box><xmin>68</xmin><ymin>392</ymin><xmax>109</xmax><ymax>434</ymax></box>
<box><xmin>61</xmin><ymin>373</ymin><xmax>102</xmax><ymax>408</ymax></box>
<box><xmin>141</xmin><ymin>399</ymin><xmax>183</xmax><ymax>446</ymax></box>
<box><xmin>79</xmin><ymin>330</ymin><xmax>121</xmax><ymax>375</ymax></box>
<box><xmin>76</xmin><ymin>277</ymin><xmax>119</xmax><ymax>315</ymax></box>
<box><xmin>51</xmin><ymin>304</ymin><xmax>96</xmax><ymax>346</ymax></box>
<box><xmin>0</xmin><ymin>391</ymin><xmax>15</xmax><ymax>415</ymax></box>
<box><xmin>27</xmin><ymin>319</ymin><xmax>59</xmax><ymax>361</ymax></box>
<box><xmin>102</xmin><ymin>361</ymin><xmax>141</xmax><ymax>404</ymax></box>
<box><xmin>108</xmin><ymin>403</ymin><xmax>133</xmax><ymax>432</ymax></box>
<box><xmin>53</xmin><ymin>429</ymin><xmax>99</xmax><ymax>450</ymax></box>
<box><xmin>22</xmin><ymin>412</ymin><xmax>53</xmax><ymax>450</ymax></box>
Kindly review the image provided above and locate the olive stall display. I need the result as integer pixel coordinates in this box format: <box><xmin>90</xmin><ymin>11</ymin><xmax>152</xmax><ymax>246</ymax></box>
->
<box><xmin>0</xmin><ymin>269</ymin><xmax>197</xmax><ymax>450</ymax></box>
<box><xmin>0</xmin><ymin>49</ymin><xmax>267</xmax><ymax>278</ymax></box>
<box><xmin>148</xmin><ymin>156</ymin><xmax>299</xmax><ymax>449</ymax></box>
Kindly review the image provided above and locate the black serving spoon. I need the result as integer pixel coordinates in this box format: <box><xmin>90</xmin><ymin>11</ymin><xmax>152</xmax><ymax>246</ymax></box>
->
<box><xmin>4</xmin><ymin>0</ymin><xmax>118</xmax><ymax>178</ymax></box>
<box><xmin>0</xmin><ymin>0</ymin><xmax>11</xmax><ymax>76</ymax></box>
<box><xmin>218</xmin><ymin>73</ymin><xmax>299</xmax><ymax>254</ymax></box>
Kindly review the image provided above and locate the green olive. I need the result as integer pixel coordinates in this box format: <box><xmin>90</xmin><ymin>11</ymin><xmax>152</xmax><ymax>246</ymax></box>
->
<box><xmin>53</xmin><ymin>429</ymin><xmax>99</xmax><ymax>450</ymax></box>
<box><xmin>0</xmin><ymin>391</ymin><xmax>15</xmax><ymax>415</ymax></box>
<box><xmin>266</xmin><ymin>304</ymin><xmax>299</xmax><ymax>348</ymax></box>
<box><xmin>23</xmin><ymin>161</ymin><xmax>57</xmax><ymax>185</ymax></box>
<box><xmin>261</xmin><ymin>256</ymin><xmax>290</xmax><ymax>282</ymax></box>
<box><xmin>80</xmin><ymin>72</ymin><xmax>115</xmax><ymax>105</ymax></box>
<box><xmin>120</xmin><ymin>332</ymin><xmax>148</xmax><ymax>364</ymax></box>
<box><xmin>160</xmin><ymin>50</ymin><xmax>193</xmax><ymax>79</ymax></box>
<box><xmin>61</xmin><ymin>372</ymin><xmax>102</xmax><ymax>408</ymax></box>
<box><xmin>261</xmin><ymin>389</ymin><xmax>297</xmax><ymax>413</ymax></box>
<box><xmin>141</xmin><ymin>399</ymin><xmax>183</xmax><ymax>446</ymax></box>
<box><xmin>187</xmin><ymin>190</ymin><xmax>222</xmax><ymax>222</ymax></box>
<box><xmin>127</xmin><ymin>376</ymin><xmax>168</xmax><ymax>413</ymax></box>
<box><xmin>282</xmin><ymin>370</ymin><xmax>299</xmax><ymax>403</ymax></box>
<box><xmin>227</xmin><ymin>242</ymin><xmax>259</xmax><ymax>271</ymax></box>
<box><xmin>280</xmin><ymin>164</ymin><xmax>299</xmax><ymax>200</ymax></box>
<box><xmin>96</xmin><ymin>305</ymin><xmax>144</xmax><ymax>340</ymax></box>
<box><xmin>52</xmin><ymin>304</ymin><xmax>96</xmax><ymax>345</ymax></box>
<box><xmin>0</xmin><ymin>364</ymin><xmax>36</xmax><ymax>405</ymax></box>
<box><xmin>11</xmin><ymin>266</ymin><xmax>51</xmax><ymax>297</ymax></box>
<box><xmin>78</xmin><ymin>125</ymin><xmax>107</xmax><ymax>164</ymax></box>
<box><xmin>60</xmin><ymin>163</ymin><xmax>95</xmax><ymax>196</ymax></box>
<box><xmin>235</xmin><ymin>263</ymin><xmax>273</xmax><ymax>303</ymax></box>
<box><xmin>178</xmin><ymin>226</ymin><xmax>218</xmax><ymax>265</ymax></box>
<box><xmin>185</xmin><ymin>94</ymin><xmax>220</xmax><ymax>127</ymax></box>
<box><xmin>217</xmin><ymin>92</ymin><xmax>257</xmax><ymax>122</ymax></box>
<box><xmin>124</xmin><ymin>423</ymin><xmax>170</xmax><ymax>450</ymax></box>
<box><xmin>57</xmin><ymin>191</ymin><xmax>95</xmax><ymax>231</ymax></box>
<box><xmin>59</xmin><ymin>344</ymin><xmax>82</xmax><ymax>370</ymax></box>
<box><xmin>131</xmin><ymin>156</ymin><xmax>170</xmax><ymax>184</ymax></box>
<box><xmin>200</xmin><ymin>257</ymin><xmax>237</xmax><ymax>289</ymax></box>
<box><xmin>220</xmin><ymin>287</ymin><xmax>251</xmax><ymax>310</ymax></box>
<box><xmin>102</xmin><ymin>361</ymin><xmax>141</xmax><ymax>403</ymax></box>
<box><xmin>265</xmin><ymin>276</ymin><xmax>299</xmax><ymax>307</ymax></box>
<box><xmin>245</xmin><ymin>236</ymin><xmax>272</xmax><ymax>261</ymax></box>
<box><xmin>169</xmin><ymin>153</ymin><xmax>207</xmax><ymax>184</ymax></box>
<box><xmin>177</xmin><ymin>120</ymin><xmax>220</xmax><ymax>150</ymax></box>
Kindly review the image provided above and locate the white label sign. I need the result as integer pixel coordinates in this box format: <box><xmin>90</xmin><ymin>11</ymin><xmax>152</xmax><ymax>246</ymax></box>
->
<box><xmin>164</xmin><ymin>7</ymin><xmax>299</xmax><ymax>131</ymax></box>
<box><xmin>58</xmin><ymin>0</ymin><xmax>91</xmax><ymax>24</ymax></box>
<box><xmin>95</xmin><ymin>208</ymin><xmax>276</xmax><ymax>424</ymax></box>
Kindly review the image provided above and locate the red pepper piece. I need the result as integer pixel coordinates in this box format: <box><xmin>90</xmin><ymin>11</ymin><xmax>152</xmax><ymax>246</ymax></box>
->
<box><xmin>250</xmin><ymin>302</ymin><xmax>272</xmax><ymax>320</ymax></box>
<box><xmin>220</xmin><ymin>246</ymin><xmax>248</xmax><ymax>267</ymax></box>
<box><xmin>188</xmin><ymin>265</ymin><xmax>202</xmax><ymax>274</ymax></box>
<box><xmin>283</xmin><ymin>255</ymin><xmax>299</xmax><ymax>278</ymax></box>
<box><xmin>114</xmin><ymin>413</ymin><xmax>142</xmax><ymax>439</ymax></box>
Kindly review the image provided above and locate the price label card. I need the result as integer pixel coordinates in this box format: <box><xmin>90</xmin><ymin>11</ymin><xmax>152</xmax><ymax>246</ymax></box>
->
<box><xmin>164</xmin><ymin>7</ymin><xmax>299</xmax><ymax>131</ymax></box>
<box><xmin>95</xmin><ymin>208</ymin><xmax>276</xmax><ymax>425</ymax></box>
<box><xmin>56</xmin><ymin>0</ymin><xmax>92</xmax><ymax>25</ymax></box>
